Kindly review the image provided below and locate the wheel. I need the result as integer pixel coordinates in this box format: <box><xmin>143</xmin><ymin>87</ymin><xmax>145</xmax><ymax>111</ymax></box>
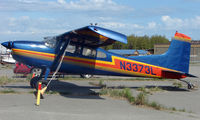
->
<box><xmin>30</xmin><ymin>76</ymin><xmax>40</xmax><ymax>88</ymax></box>
<box><xmin>80</xmin><ymin>74</ymin><xmax>93</xmax><ymax>79</ymax></box>
<box><xmin>188</xmin><ymin>83</ymin><xmax>195</xmax><ymax>89</ymax></box>
<box><xmin>31</xmin><ymin>68</ymin><xmax>42</xmax><ymax>77</ymax></box>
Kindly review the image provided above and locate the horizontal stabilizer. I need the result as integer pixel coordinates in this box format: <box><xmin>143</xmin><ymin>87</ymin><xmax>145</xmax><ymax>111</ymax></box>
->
<box><xmin>162</xmin><ymin>70</ymin><xmax>197</xmax><ymax>79</ymax></box>
<box><xmin>184</xmin><ymin>73</ymin><xmax>197</xmax><ymax>78</ymax></box>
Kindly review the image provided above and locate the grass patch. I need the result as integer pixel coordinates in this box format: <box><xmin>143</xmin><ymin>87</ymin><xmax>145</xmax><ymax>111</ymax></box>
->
<box><xmin>0</xmin><ymin>76</ymin><xmax>27</xmax><ymax>85</ymax></box>
<box><xmin>99</xmin><ymin>80</ymin><xmax>104</xmax><ymax>86</ymax></box>
<box><xmin>137</xmin><ymin>86</ymin><xmax>163</xmax><ymax>95</ymax></box>
<box><xmin>173</xmin><ymin>82</ymin><xmax>183</xmax><ymax>88</ymax></box>
<box><xmin>149</xmin><ymin>86</ymin><xmax>163</xmax><ymax>92</ymax></box>
<box><xmin>0</xmin><ymin>76</ymin><xmax>15</xmax><ymax>85</ymax></box>
<box><xmin>100</xmin><ymin>87</ymin><xmax>189</xmax><ymax>112</ymax></box>
<box><xmin>168</xmin><ymin>107</ymin><xmax>187</xmax><ymax>112</ymax></box>
<box><xmin>137</xmin><ymin>87</ymin><xmax>150</xmax><ymax>94</ymax></box>
<box><xmin>89</xmin><ymin>80</ymin><xmax>106</xmax><ymax>87</ymax></box>
<box><xmin>99</xmin><ymin>88</ymin><xmax>135</xmax><ymax>103</ymax></box>
<box><xmin>171</xmin><ymin>107</ymin><xmax>176</xmax><ymax>111</ymax></box>
<box><xmin>179</xmin><ymin>108</ymin><xmax>186</xmax><ymax>112</ymax></box>
<box><xmin>148</xmin><ymin>101</ymin><xmax>162</xmax><ymax>110</ymax></box>
<box><xmin>0</xmin><ymin>89</ymin><xmax>18</xmax><ymax>94</ymax></box>
<box><xmin>135</xmin><ymin>92</ymin><xmax>148</xmax><ymax>105</ymax></box>
<box><xmin>122</xmin><ymin>88</ymin><xmax>135</xmax><ymax>103</ymax></box>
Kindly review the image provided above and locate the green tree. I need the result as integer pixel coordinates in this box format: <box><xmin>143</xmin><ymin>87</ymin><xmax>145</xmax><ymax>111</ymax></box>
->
<box><xmin>103</xmin><ymin>34</ymin><xmax>169</xmax><ymax>50</ymax></box>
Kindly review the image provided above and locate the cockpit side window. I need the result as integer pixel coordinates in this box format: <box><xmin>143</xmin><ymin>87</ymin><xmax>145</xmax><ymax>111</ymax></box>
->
<box><xmin>82</xmin><ymin>47</ymin><xmax>96</xmax><ymax>58</ymax></box>
<box><xmin>66</xmin><ymin>44</ymin><xmax>76</xmax><ymax>53</ymax></box>
<box><xmin>97</xmin><ymin>51</ymin><xmax>107</xmax><ymax>58</ymax></box>
<box><xmin>65</xmin><ymin>41</ymin><xmax>97</xmax><ymax>58</ymax></box>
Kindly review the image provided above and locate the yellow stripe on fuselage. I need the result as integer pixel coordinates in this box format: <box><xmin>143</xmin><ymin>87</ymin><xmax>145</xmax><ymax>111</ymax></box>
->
<box><xmin>12</xmin><ymin>48</ymin><xmax>179</xmax><ymax>77</ymax></box>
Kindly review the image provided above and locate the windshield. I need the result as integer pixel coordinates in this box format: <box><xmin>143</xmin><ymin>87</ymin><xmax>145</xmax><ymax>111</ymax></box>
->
<box><xmin>43</xmin><ymin>36</ymin><xmax>57</xmax><ymax>48</ymax></box>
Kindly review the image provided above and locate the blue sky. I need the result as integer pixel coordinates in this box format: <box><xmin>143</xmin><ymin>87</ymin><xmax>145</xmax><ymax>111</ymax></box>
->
<box><xmin>0</xmin><ymin>0</ymin><xmax>200</xmax><ymax>42</ymax></box>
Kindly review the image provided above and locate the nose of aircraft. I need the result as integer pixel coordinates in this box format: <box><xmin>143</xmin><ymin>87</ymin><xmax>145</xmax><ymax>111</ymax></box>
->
<box><xmin>1</xmin><ymin>41</ymin><xmax>13</xmax><ymax>49</ymax></box>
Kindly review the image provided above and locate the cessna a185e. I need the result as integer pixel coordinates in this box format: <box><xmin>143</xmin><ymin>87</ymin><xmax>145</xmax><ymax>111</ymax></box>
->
<box><xmin>1</xmin><ymin>25</ymin><xmax>196</xmax><ymax>90</ymax></box>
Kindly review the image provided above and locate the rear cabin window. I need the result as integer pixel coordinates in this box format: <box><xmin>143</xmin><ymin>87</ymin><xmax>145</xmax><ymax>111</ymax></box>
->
<box><xmin>97</xmin><ymin>51</ymin><xmax>107</xmax><ymax>58</ymax></box>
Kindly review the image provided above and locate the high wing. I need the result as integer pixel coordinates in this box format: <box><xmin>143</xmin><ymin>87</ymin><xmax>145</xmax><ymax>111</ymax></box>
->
<box><xmin>57</xmin><ymin>25</ymin><xmax>127</xmax><ymax>47</ymax></box>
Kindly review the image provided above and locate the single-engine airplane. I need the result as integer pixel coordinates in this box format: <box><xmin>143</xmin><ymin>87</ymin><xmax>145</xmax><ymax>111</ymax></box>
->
<box><xmin>1</xmin><ymin>25</ymin><xmax>196</xmax><ymax>90</ymax></box>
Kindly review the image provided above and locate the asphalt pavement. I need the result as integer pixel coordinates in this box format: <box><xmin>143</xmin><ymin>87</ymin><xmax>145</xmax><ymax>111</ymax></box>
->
<box><xmin>0</xmin><ymin>64</ymin><xmax>199</xmax><ymax>120</ymax></box>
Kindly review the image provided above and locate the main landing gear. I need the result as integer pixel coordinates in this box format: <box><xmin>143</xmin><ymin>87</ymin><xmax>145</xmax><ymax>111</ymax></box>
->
<box><xmin>30</xmin><ymin>68</ymin><xmax>47</xmax><ymax>89</ymax></box>
<box><xmin>30</xmin><ymin>76</ymin><xmax>48</xmax><ymax>89</ymax></box>
<box><xmin>178</xmin><ymin>79</ymin><xmax>195</xmax><ymax>89</ymax></box>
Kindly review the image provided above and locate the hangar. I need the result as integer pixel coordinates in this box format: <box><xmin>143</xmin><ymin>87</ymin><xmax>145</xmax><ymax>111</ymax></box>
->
<box><xmin>154</xmin><ymin>41</ymin><xmax>200</xmax><ymax>63</ymax></box>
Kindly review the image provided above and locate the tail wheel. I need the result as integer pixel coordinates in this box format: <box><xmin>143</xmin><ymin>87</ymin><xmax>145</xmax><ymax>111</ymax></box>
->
<box><xmin>80</xmin><ymin>74</ymin><xmax>93</xmax><ymax>79</ymax></box>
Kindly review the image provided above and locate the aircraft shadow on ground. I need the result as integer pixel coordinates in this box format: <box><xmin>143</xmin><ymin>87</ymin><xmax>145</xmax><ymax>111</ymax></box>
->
<box><xmin>2</xmin><ymin>80</ymin><xmax>103</xmax><ymax>99</ymax></box>
<box><xmin>3</xmin><ymin>80</ymin><xmax>104</xmax><ymax>99</ymax></box>
<box><xmin>145</xmin><ymin>85</ymin><xmax>189</xmax><ymax>91</ymax></box>
<box><xmin>47</xmin><ymin>80</ymin><xmax>104</xmax><ymax>99</ymax></box>
<box><xmin>3</xmin><ymin>79</ymin><xmax>189</xmax><ymax>101</ymax></box>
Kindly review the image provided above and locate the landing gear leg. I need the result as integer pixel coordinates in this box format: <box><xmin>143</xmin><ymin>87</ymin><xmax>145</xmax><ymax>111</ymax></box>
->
<box><xmin>33</xmin><ymin>68</ymin><xmax>50</xmax><ymax>99</ymax></box>
<box><xmin>37</xmin><ymin>68</ymin><xmax>50</xmax><ymax>88</ymax></box>
<box><xmin>30</xmin><ymin>76</ymin><xmax>40</xmax><ymax>88</ymax></box>
<box><xmin>178</xmin><ymin>79</ymin><xmax>195</xmax><ymax>89</ymax></box>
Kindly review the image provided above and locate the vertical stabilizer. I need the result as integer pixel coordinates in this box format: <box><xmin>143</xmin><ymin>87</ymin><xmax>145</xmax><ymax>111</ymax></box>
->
<box><xmin>164</xmin><ymin>32</ymin><xmax>191</xmax><ymax>73</ymax></box>
<box><xmin>130</xmin><ymin>32</ymin><xmax>191</xmax><ymax>74</ymax></box>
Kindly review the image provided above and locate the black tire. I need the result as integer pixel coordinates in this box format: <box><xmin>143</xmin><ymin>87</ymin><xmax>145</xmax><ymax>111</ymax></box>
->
<box><xmin>30</xmin><ymin>76</ymin><xmax>40</xmax><ymax>88</ymax></box>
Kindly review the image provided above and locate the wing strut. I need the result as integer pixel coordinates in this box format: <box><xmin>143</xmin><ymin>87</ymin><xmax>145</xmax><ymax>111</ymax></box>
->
<box><xmin>41</xmin><ymin>39</ymin><xmax>70</xmax><ymax>94</ymax></box>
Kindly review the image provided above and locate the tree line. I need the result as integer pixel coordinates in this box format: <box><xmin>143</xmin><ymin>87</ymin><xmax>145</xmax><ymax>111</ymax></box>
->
<box><xmin>104</xmin><ymin>35</ymin><xmax>170</xmax><ymax>50</ymax></box>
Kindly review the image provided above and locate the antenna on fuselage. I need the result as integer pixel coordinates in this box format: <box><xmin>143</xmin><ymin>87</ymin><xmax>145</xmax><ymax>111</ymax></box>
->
<box><xmin>90</xmin><ymin>23</ymin><xmax>98</xmax><ymax>26</ymax></box>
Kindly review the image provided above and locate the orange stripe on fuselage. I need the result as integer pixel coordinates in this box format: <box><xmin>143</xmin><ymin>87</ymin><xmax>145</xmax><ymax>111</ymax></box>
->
<box><xmin>12</xmin><ymin>48</ymin><xmax>179</xmax><ymax>78</ymax></box>
<box><xmin>13</xmin><ymin>49</ymin><xmax>55</xmax><ymax>58</ymax></box>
